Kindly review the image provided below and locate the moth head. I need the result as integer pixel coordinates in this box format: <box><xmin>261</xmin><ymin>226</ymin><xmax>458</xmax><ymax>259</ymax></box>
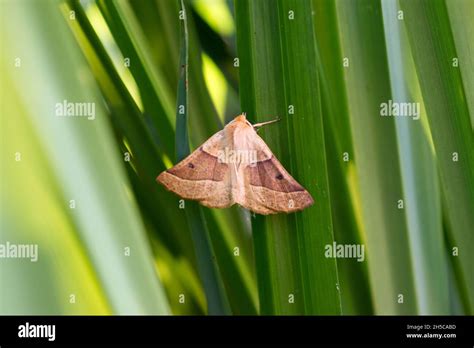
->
<box><xmin>232</xmin><ymin>112</ymin><xmax>252</xmax><ymax>127</ymax></box>
<box><xmin>230</xmin><ymin>113</ymin><xmax>281</xmax><ymax>131</ymax></box>
<box><xmin>232</xmin><ymin>113</ymin><xmax>253</xmax><ymax>128</ymax></box>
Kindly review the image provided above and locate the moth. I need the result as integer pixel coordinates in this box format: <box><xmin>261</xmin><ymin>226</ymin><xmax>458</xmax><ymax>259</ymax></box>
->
<box><xmin>157</xmin><ymin>114</ymin><xmax>314</xmax><ymax>215</ymax></box>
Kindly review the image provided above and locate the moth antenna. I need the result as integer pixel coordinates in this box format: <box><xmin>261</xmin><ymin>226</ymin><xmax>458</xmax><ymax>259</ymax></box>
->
<box><xmin>253</xmin><ymin>117</ymin><xmax>281</xmax><ymax>131</ymax></box>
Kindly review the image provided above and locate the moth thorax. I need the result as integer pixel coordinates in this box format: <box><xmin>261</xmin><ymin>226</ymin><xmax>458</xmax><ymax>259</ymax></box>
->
<box><xmin>215</xmin><ymin>127</ymin><xmax>257</xmax><ymax>165</ymax></box>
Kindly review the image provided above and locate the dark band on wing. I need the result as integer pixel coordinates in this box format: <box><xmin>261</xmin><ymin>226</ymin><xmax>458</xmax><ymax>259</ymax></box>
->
<box><xmin>168</xmin><ymin>148</ymin><xmax>227</xmax><ymax>182</ymax></box>
<box><xmin>247</xmin><ymin>157</ymin><xmax>305</xmax><ymax>192</ymax></box>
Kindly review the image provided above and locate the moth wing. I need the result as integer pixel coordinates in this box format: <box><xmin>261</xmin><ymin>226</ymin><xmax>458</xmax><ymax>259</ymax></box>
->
<box><xmin>157</xmin><ymin>130</ymin><xmax>233</xmax><ymax>208</ymax></box>
<box><xmin>241</xmin><ymin>133</ymin><xmax>314</xmax><ymax>214</ymax></box>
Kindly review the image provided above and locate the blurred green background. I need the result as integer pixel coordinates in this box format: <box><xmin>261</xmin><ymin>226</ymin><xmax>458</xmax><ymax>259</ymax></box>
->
<box><xmin>0</xmin><ymin>0</ymin><xmax>472</xmax><ymax>315</ymax></box>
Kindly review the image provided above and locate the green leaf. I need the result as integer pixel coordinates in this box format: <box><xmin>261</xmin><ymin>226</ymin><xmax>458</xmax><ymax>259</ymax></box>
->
<box><xmin>235</xmin><ymin>0</ymin><xmax>341</xmax><ymax>314</ymax></box>
<box><xmin>175</xmin><ymin>0</ymin><xmax>231</xmax><ymax>315</ymax></box>
<box><xmin>336</xmin><ymin>0</ymin><xmax>417</xmax><ymax>314</ymax></box>
<box><xmin>0</xmin><ymin>0</ymin><xmax>169</xmax><ymax>314</ymax></box>
<box><xmin>66</xmin><ymin>0</ymin><xmax>194</xmax><ymax>259</ymax></box>
<box><xmin>313</xmin><ymin>0</ymin><xmax>373</xmax><ymax>315</ymax></box>
<box><xmin>446</xmin><ymin>0</ymin><xmax>474</xmax><ymax>128</ymax></box>
<box><xmin>96</xmin><ymin>0</ymin><xmax>176</xmax><ymax>157</ymax></box>
<box><xmin>400</xmin><ymin>0</ymin><xmax>474</xmax><ymax>314</ymax></box>
<box><xmin>381</xmin><ymin>0</ymin><xmax>449</xmax><ymax>314</ymax></box>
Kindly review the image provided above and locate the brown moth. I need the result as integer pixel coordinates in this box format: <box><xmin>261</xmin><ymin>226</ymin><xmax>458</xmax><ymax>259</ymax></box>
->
<box><xmin>157</xmin><ymin>113</ymin><xmax>314</xmax><ymax>215</ymax></box>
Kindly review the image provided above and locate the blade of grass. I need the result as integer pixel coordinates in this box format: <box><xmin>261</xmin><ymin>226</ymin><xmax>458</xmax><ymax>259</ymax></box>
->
<box><xmin>235</xmin><ymin>0</ymin><xmax>341</xmax><ymax>314</ymax></box>
<box><xmin>2</xmin><ymin>0</ymin><xmax>170</xmax><ymax>314</ymax></box>
<box><xmin>204</xmin><ymin>208</ymin><xmax>258</xmax><ymax>314</ymax></box>
<box><xmin>66</xmin><ymin>0</ymin><xmax>194</xmax><ymax>259</ymax></box>
<box><xmin>446</xmin><ymin>0</ymin><xmax>474</xmax><ymax>128</ymax></box>
<box><xmin>128</xmin><ymin>0</ymin><xmax>180</xmax><ymax>91</ymax></box>
<box><xmin>190</xmin><ymin>4</ymin><xmax>239</xmax><ymax>93</ymax></box>
<box><xmin>96</xmin><ymin>0</ymin><xmax>176</xmax><ymax>157</ymax></box>
<box><xmin>313</xmin><ymin>0</ymin><xmax>373</xmax><ymax>315</ymax></box>
<box><xmin>336</xmin><ymin>0</ymin><xmax>417</xmax><ymax>314</ymax></box>
<box><xmin>400</xmin><ymin>0</ymin><xmax>474</xmax><ymax>314</ymax></box>
<box><xmin>175</xmin><ymin>0</ymin><xmax>231</xmax><ymax>315</ymax></box>
<box><xmin>1</xmin><ymin>72</ymin><xmax>110</xmax><ymax>314</ymax></box>
<box><xmin>381</xmin><ymin>0</ymin><xmax>449</xmax><ymax>314</ymax></box>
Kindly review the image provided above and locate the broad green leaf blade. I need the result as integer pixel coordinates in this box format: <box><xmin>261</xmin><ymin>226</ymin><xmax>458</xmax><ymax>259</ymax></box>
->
<box><xmin>65</xmin><ymin>1</ymin><xmax>194</xmax><ymax>260</ymax></box>
<box><xmin>446</xmin><ymin>0</ymin><xmax>474</xmax><ymax>128</ymax></box>
<box><xmin>204</xmin><ymin>208</ymin><xmax>258</xmax><ymax>314</ymax></box>
<box><xmin>400</xmin><ymin>0</ymin><xmax>474</xmax><ymax>314</ymax></box>
<box><xmin>381</xmin><ymin>0</ymin><xmax>449</xmax><ymax>314</ymax></box>
<box><xmin>235</xmin><ymin>0</ymin><xmax>341</xmax><ymax>314</ymax></box>
<box><xmin>313</xmin><ymin>0</ymin><xmax>373</xmax><ymax>315</ymax></box>
<box><xmin>336</xmin><ymin>0</ymin><xmax>417</xmax><ymax>314</ymax></box>
<box><xmin>96</xmin><ymin>0</ymin><xmax>176</xmax><ymax>157</ymax></box>
<box><xmin>1</xmin><ymin>0</ymin><xmax>169</xmax><ymax>314</ymax></box>
<box><xmin>1</xmin><ymin>73</ymin><xmax>110</xmax><ymax>314</ymax></box>
<box><xmin>175</xmin><ymin>0</ymin><xmax>231</xmax><ymax>315</ymax></box>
